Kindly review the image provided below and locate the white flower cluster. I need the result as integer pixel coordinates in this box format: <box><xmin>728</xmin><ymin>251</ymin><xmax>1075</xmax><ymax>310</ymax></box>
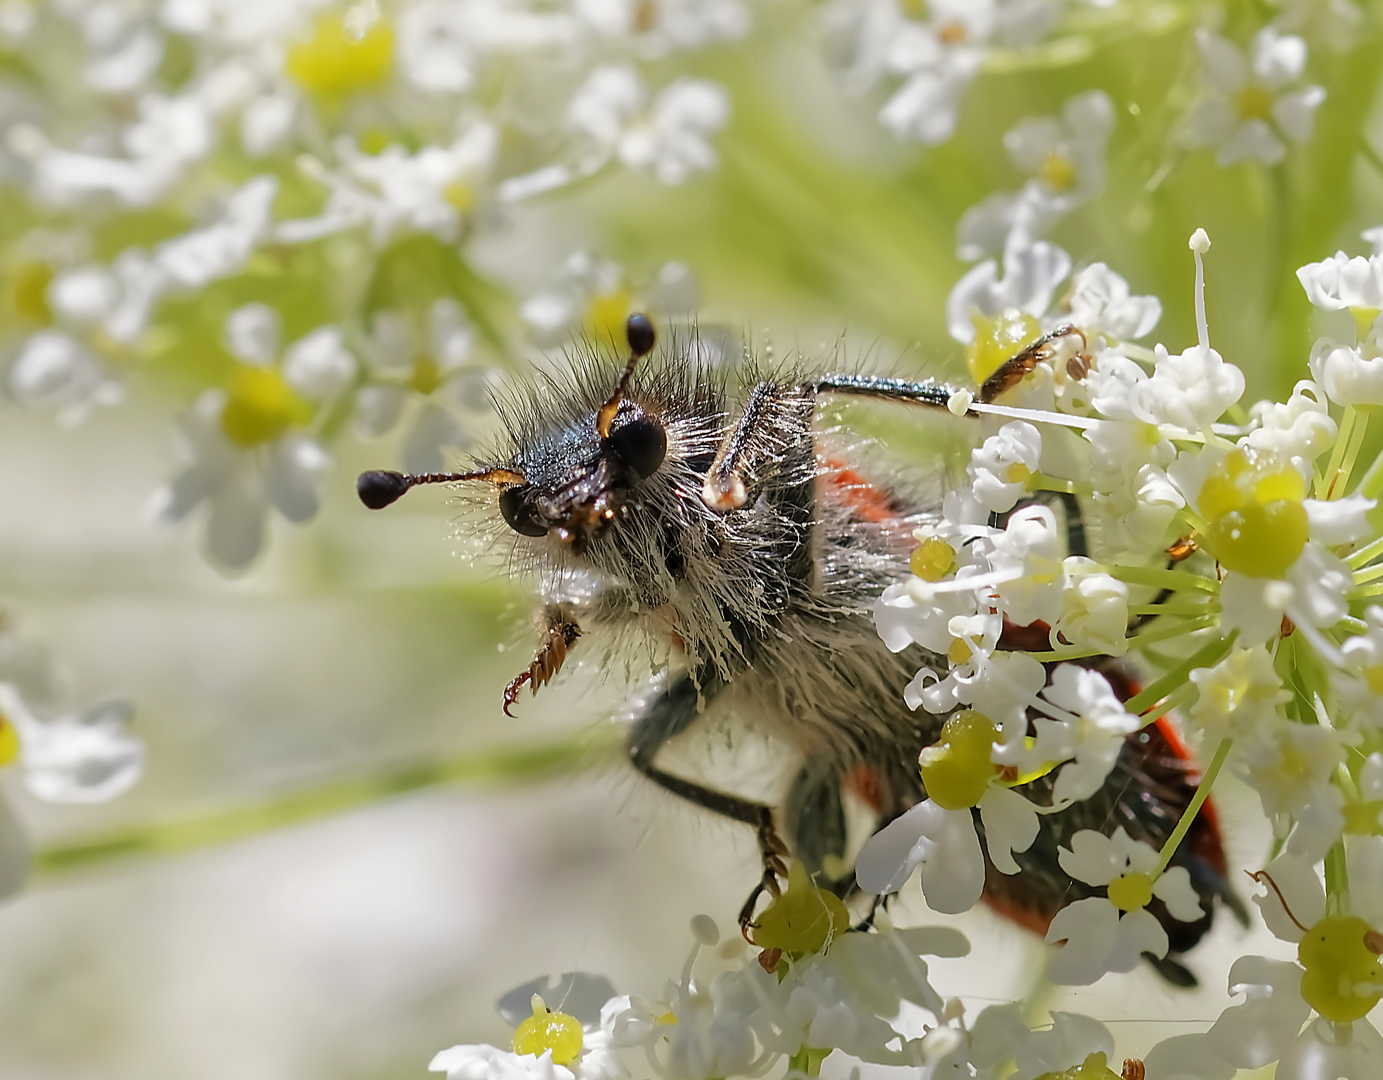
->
<box><xmin>0</xmin><ymin>0</ymin><xmax>734</xmax><ymax>569</ymax></box>
<box><xmin>431</xmin><ymin>912</ymin><xmax>1136</xmax><ymax>1080</ymax></box>
<box><xmin>856</xmin><ymin>224</ymin><xmax>1383</xmax><ymax>1074</ymax></box>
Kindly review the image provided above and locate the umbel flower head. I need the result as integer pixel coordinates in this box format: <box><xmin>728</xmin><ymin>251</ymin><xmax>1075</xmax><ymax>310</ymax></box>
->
<box><xmin>853</xmin><ymin>221</ymin><xmax>1383</xmax><ymax>1065</ymax></box>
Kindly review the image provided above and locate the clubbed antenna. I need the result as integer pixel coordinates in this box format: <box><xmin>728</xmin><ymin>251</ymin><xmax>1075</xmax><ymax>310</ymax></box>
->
<box><xmin>596</xmin><ymin>312</ymin><xmax>657</xmax><ymax>439</ymax></box>
<box><xmin>357</xmin><ymin>467</ymin><xmax>526</xmax><ymax>509</ymax></box>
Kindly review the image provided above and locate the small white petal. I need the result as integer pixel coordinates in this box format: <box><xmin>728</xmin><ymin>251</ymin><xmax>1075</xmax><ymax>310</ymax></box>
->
<box><xmin>977</xmin><ymin>785</ymin><xmax>1038</xmax><ymax>875</ymax></box>
<box><xmin>265</xmin><ymin>436</ymin><xmax>329</xmax><ymax>523</ymax></box>
<box><xmin>1205</xmin><ymin>955</ymin><xmax>1310</xmax><ymax>1069</ymax></box>
<box><xmin>1217</xmin><ymin>120</ymin><xmax>1286</xmax><ymax>167</ymax></box>
<box><xmin>402</xmin><ymin>403</ymin><xmax>470</xmax><ymax>475</ymax></box>
<box><xmin>1105</xmin><ymin>908</ymin><xmax>1168</xmax><ymax>972</ymax></box>
<box><xmin>1152</xmin><ymin>866</ymin><xmax>1205</xmax><ymax>923</ymax></box>
<box><xmin>1304</xmin><ymin>495</ymin><xmax>1375</xmax><ymax>546</ymax></box>
<box><xmin>206</xmin><ymin>470</ymin><xmax>267</xmax><ymax>570</ymax></box>
<box><xmin>1273</xmin><ymin>85</ymin><xmax>1326</xmax><ymax>143</ymax></box>
<box><xmin>1045</xmin><ymin>897</ymin><xmax>1118</xmax><ymax>985</ymax></box>
<box><xmin>224</xmin><ymin>304</ymin><xmax>280</xmax><ymax>366</ymax></box>
<box><xmin>855</xmin><ymin>800</ymin><xmax>931</xmax><ymax>894</ymax></box>
<box><xmin>1251</xmin><ymin>854</ymin><xmax>1325</xmax><ymax>942</ymax></box>
<box><xmin>282</xmin><ymin>327</ymin><xmax>357</xmax><ymax>401</ymax></box>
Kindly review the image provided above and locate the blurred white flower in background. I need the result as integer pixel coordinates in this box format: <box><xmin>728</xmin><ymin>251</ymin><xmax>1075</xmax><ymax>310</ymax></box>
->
<box><xmin>958</xmin><ymin>90</ymin><xmax>1116</xmax><ymax>260</ymax></box>
<box><xmin>521</xmin><ymin>252</ymin><xmax>699</xmax><ymax>346</ymax></box>
<box><xmin>1183</xmin><ymin>27</ymin><xmax>1326</xmax><ymax>167</ymax></box>
<box><xmin>279</xmin><ymin>126</ymin><xmax>499</xmax><ymax>247</ymax></box>
<box><xmin>1268</xmin><ymin>0</ymin><xmax>1365</xmax><ymax>53</ymax></box>
<box><xmin>355</xmin><ymin>299</ymin><xmax>496</xmax><ymax>474</ymax></box>
<box><xmin>946</xmin><ymin>240</ymin><xmax>1071</xmax><ymax>344</ymax></box>
<box><xmin>4</xmin><ymin>329</ymin><xmax>123</xmax><ymax>425</ymax></box>
<box><xmin>568</xmin><ymin>67</ymin><xmax>731</xmax><ymax>185</ymax></box>
<box><xmin>823</xmin><ymin>0</ymin><xmax>1061</xmax><ymax>145</ymax></box>
<box><xmin>148</xmin><ymin>304</ymin><xmax>351</xmax><ymax>569</ymax></box>
<box><xmin>0</xmin><ymin>683</ymin><xmax>142</xmax><ymax>899</ymax></box>
<box><xmin>575</xmin><ymin>0</ymin><xmax>750</xmax><ymax>56</ymax></box>
<box><xmin>41</xmin><ymin>175</ymin><xmax>279</xmax><ymax>345</ymax></box>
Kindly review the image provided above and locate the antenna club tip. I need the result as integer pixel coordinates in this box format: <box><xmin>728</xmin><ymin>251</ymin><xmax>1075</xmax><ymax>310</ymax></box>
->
<box><xmin>357</xmin><ymin>470</ymin><xmax>410</xmax><ymax>509</ymax></box>
<box><xmin>626</xmin><ymin>312</ymin><xmax>656</xmax><ymax>358</ymax></box>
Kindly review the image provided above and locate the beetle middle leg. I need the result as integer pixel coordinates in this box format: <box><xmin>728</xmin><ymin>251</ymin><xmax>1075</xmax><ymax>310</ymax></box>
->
<box><xmin>626</xmin><ymin>669</ymin><xmax>790</xmax><ymax>936</ymax></box>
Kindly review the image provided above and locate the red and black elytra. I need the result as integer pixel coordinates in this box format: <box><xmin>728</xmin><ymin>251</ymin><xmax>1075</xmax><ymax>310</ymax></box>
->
<box><xmin>356</xmin><ymin>314</ymin><xmax>1243</xmax><ymax>986</ymax></box>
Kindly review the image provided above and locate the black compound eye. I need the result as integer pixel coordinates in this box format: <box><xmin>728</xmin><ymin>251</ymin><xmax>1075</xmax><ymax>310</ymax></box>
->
<box><xmin>499</xmin><ymin>487</ymin><xmax>546</xmax><ymax>537</ymax></box>
<box><xmin>608</xmin><ymin>416</ymin><xmax>667</xmax><ymax>479</ymax></box>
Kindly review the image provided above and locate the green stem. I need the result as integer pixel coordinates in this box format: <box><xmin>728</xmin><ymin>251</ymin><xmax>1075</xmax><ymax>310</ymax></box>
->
<box><xmin>1127</xmin><ymin>601</ymin><xmax>1221</xmax><ymax>616</ymax></box>
<box><xmin>34</xmin><ymin>733</ymin><xmax>606</xmax><ymax>877</ymax></box>
<box><xmin>1359</xmin><ymin>138</ymin><xmax>1383</xmax><ymax>182</ymax></box>
<box><xmin>1027</xmin><ymin>472</ymin><xmax>1092</xmax><ymax>496</ymax></box>
<box><xmin>1125</xmin><ymin>632</ymin><xmax>1236</xmax><ymax>715</ymax></box>
<box><xmin>1125</xmin><ymin>615</ymin><xmax>1218</xmax><ymax>651</ymax></box>
<box><xmin>1358</xmin><ymin>447</ymin><xmax>1383</xmax><ymax>501</ymax></box>
<box><xmin>786</xmin><ymin>1048</ymin><xmax>829</xmax><ymax>1077</ymax></box>
<box><xmin>1325</xmin><ymin>841</ymin><xmax>1351</xmax><ymax>915</ymax></box>
<box><xmin>1155</xmin><ymin>738</ymin><xmax>1232</xmax><ymax>877</ymax></box>
<box><xmin>1347</xmin><ymin>534</ymin><xmax>1383</xmax><ymax>569</ymax></box>
<box><xmin>1333</xmin><ymin>407</ymin><xmax>1372</xmax><ymax>497</ymax></box>
<box><xmin>1103</xmin><ymin>565</ymin><xmax>1220</xmax><ymax>594</ymax></box>
<box><xmin>1318</xmin><ymin>406</ymin><xmax>1358</xmax><ymax>500</ymax></box>
<box><xmin>1020</xmin><ymin>616</ymin><xmax>1219</xmax><ymax>664</ymax></box>
<box><xmin>1136</xmin><ymin>681</ymin><xmax>1200</xmax><ymax>730</ymax></box>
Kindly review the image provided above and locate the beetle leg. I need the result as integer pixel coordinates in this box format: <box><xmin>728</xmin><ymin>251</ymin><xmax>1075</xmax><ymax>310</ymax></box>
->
<box><xmin>626</xmin><ymin>670</ymin><xmax>789</xmax><ymax>937</ymax></box>
<box><xmin>503</xmin><ymin>607</ymin><xmax>582</xmax><ymax>717</ymax></box>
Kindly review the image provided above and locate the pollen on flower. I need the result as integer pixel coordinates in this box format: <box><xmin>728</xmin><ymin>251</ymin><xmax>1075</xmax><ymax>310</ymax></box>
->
<box><xmin>911</xmin><ymin>536</ymin><xmax>957</xmax><ymax>582</ymax></box>
<box><xmin>443</xmin><ymin>181</ymin><xmax>475</xmax><ymax>213</ymax></box>
<box><xmin>1296</xmin><ymin>914</ymin><xmax>1383</xmax><ymax>1023</ymax></box>
<box><xmin>1105</xmin><ymin>872</ymin><xmax>1153</xmax><ymax>913</ymax></box>
<box><xmin>966</xmin><ymin>310</ymin><xmax>1042</xmax><ymax>385</ymax></box>
<box><xmin>1233</xmin><ymin>85</ymin><xmax>1275</xmax><ymax>121</ymax></box>
<box><xmin>220</xmin><ymin>366</ymin><xmax>313</xmax><ymax>447</ymax></box>
<box><xmin>1343</xmin><ymin>798</ymin><xmax>1383</xmax><ymax>835</ymax></box>
<box><xmin>1033</xmin><ymin>1052</ymin><xmax>1124</xmax><ymax>1080</ymax></box>
<box><xmin>0</xmin><ymin>715</ymin><xmax>18</xmax><ymax>768</ymax></box>
<box><xmin>512</xmin><ymin>994</ymin><xmax>584</xmax><ymax>1065</ymax></box>
<box><xmin>585</xmin><ymin>289</ymin><xmax>633</xmax><ymax>349</ymax></box>
<box><xmin>750</xmin><ymin>862</ymin><xmax>849</xmax><ymax>958</ymax></box>
<box><xmin>1353</xmin><ymin>306</ymin><xmax>1381</xmax><ymax>339</ymax></box>
<box><xmin>410</xmin><ymin>356</ymin><xmax>442</xmax><ymax>396</ymax></box>
<box><xmin>1197</xmin><ymin>449</ymin><xmax>1309</xmax><ymax>578</ymax></box>
<box><xmin>286</xmin><ymin>6</ymin><xmax>395</xmax><ymax>97</ymax></box>
<box><xmin>1038</xmin><ymin>152</ymin><xmax>1078</xmax><ymax>191</ymax></box>
<box><xmin>917</xmin><ymin>710</ymin><xmax>998</xmax><ymax>811</ymax></box>
<box><xmin>947</xmin><ymin>637</ymin><xmax>973</xmax><ymax>665</ymax></box>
